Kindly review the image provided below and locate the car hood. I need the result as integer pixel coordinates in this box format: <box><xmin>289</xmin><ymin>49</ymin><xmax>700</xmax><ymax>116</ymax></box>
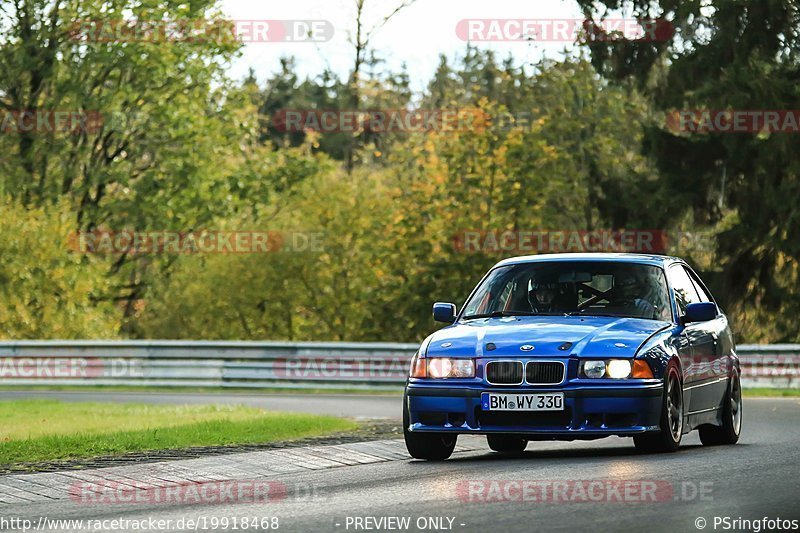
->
<box><xmin>425</xmin><ymin>315</ymin><xmax>671</xmax><ymax>359</ymax></box>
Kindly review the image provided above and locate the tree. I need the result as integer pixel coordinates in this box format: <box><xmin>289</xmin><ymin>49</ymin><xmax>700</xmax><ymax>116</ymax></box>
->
<box><xmin>0</xmin><ymin>200</ymin><xmax>120</xmax><ymax>338</ymax></box>
<box><xmin>341</xmin><ymin>0</ymin><xmax>416</xmax><ymax>171</ymax></box>
<box><xmin>0</xmin><ymin>0</ymin><xmax>292</xmax><ymax>332</ymax></box>
<box><xmin>577</xmin><ymin>0</ymin><xmax>800</xmax><ymax>341</ymax></box>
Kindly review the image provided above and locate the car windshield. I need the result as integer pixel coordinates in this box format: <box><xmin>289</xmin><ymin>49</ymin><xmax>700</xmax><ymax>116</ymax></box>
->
<box><xmin>461</xmin><ymin>261</ymin><xmax>672</xmax><ymax>321</ymax></box>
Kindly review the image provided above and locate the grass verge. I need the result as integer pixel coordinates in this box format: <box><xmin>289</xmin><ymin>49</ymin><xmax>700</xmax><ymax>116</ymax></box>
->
<box><xmin>0</xmin><ymin>385</ymin><xmax>403</xmax><ymax>395</ymax></box>
<box><xmin>0</xmin><ymin>400</ymin><xmax>356</xmax><ymax>465</ymax></box>
<box><xmin>742</xmin><ymin>387</ymin><xmax>800</xmax><ymax>397</ymax></box>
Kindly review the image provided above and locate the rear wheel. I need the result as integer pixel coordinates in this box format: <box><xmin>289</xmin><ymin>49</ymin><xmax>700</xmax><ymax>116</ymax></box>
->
<box><xmin>699</xmin><ymin>368</ymin><xmax>742</xmax><ymax>446</ymax></box>
<box><xmin>634</xmin><ymin>363</ymin><xmax>683</xmax><ymax>453</ymax></box>
<box><xmin>402</xmin><ymin>392</ymin><xmax>457</xmax><ymax>460</ymax></box>
<box><xmin>487</xmin><ymin>435</ymin><xmax>527</xmax><ymax>453</ymax></box>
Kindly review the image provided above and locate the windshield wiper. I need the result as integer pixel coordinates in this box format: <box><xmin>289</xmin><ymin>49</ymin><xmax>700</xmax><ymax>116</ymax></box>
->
<box><xmin>463</xmin><ymin>311</ymin><xmax>519</xmax><ymax>319</ymax></box>
<box><xmin>565</xmin><ymin>311</ymin><xmax>624</xmax><ymax>318</ymax></box>
<box><xmin>462</xmin><ymin>311</ymin><xmax>546</xmax><ymax>320</ymax></box>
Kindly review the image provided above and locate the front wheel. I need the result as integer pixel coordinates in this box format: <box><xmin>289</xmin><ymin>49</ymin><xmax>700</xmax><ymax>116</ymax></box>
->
<box><xmin>403</xmin><ymin>392</ymin><xmax>457</xmax><ymax>460</ymax></box>
<box><xmin>634</xmin><ymin>363</ymin><xmax>683</xmax><ymax>453</ymax></box>
<box><xmin>699</xmin><ymin>368</ymin><xmax>742</xmax><ymax>446</ymax></box>
<box><xmin>487</xmin><ymin>435</ymin><xmax>527</xmax><ymax>453</ymax></box>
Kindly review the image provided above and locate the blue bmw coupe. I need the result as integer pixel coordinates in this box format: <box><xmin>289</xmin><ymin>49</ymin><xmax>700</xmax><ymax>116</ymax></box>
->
<box><xmin>403</xmin><ymin>253</ymin><xmax>742</xmax><ymax>460</ymax></box>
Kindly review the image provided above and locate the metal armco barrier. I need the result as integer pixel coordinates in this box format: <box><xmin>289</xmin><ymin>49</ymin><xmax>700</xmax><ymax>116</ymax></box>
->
<box><xmin>736</xmin><ymin>344</ymin><xmax>800</xmax><ymax>388</ymax></box>
<box><xmin>0</xmin><ymin>341</ymin><xmax>797</xmax><ymax>389</ymax></box>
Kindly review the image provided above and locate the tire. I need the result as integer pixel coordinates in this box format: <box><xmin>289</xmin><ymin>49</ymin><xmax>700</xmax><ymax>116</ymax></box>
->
<box><xmin>699</xmin><ymin>368</ymin><xmax>742</xmax><ymax>446</ymax></box>
<box><xmin>402</xmin><ymin>392</ymin><xmax>457</xmax><ymax>460</ymax></box>
<box><xmin>487</xmin><ymin>435</ymin><xmax>527</xmax><ymax>453</ymax></box>
<box><xmin>634</xmin><ymin>362</ymin><xmax>683</xmax><ymax>453</ymax></box>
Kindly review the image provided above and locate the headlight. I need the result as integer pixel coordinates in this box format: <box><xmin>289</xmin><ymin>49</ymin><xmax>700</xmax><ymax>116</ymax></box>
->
<box><xmin>607</xmin><ymin>359</ymin><xmax>632</xmax><ymax>379</ymax></box>
<box><xmin>426</xmin><ymin>358</ymin><xmax>475</xmax><ymax>379</ymax></box>
<box><xmin>581</xmin><ymin>359</ymin><xmax>638</xmax><ymax>379</ymax></box>
<box><xmin>583</xmin><ymin>360</ymin><xmax>606</xmax><ymax>379</ymax></box>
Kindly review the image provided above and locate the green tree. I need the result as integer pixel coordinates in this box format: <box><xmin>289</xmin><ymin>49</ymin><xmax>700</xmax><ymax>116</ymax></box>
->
<box><xmin>0</xmin><ymin>200</ymin><xmax>120</xmax><ymax>338</ymax></box>
<box><xmin>577</xmin><ymin>0</ymin><xmax>800</xmax><ymax>341</ymax></box>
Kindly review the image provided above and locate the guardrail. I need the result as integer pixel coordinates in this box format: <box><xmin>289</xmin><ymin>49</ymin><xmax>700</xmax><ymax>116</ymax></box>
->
<box><xmin>0</xmin><ymin>341</ymin><xmax>797</xmax><ymax>389</ymax></box>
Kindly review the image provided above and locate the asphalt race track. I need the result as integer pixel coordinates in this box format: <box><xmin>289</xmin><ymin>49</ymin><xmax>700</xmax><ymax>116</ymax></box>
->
<box><xmin>0</xmin><ymin>397</ymin><xmax>798</xmax><ymax>532</ymax></box>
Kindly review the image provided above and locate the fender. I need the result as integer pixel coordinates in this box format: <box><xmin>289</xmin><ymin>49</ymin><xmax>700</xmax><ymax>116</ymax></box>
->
<box><xmin>635</xmin><ymin>325</ymin><xmax>684</xmax><ymax>380</ymax></box>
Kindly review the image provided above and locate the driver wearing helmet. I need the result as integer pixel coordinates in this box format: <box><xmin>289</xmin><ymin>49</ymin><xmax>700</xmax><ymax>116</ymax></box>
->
<box><xmin>614</xmin><ymin>271</ymin><xmax>657</xmax><ymax>319</ymax></box>
<box><xmin>529</xmin><ymin>281</ymin><xmax>560</xmax><ymax>313</ymax></box>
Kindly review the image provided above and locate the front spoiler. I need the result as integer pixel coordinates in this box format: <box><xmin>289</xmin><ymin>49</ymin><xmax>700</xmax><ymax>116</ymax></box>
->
<box><xmin>406</xmin><ymin>382</ymin><xmax>663</xmax><ymax>437</ymax></box>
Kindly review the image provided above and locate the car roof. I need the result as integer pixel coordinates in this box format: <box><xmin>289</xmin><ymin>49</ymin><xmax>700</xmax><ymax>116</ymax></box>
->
<box><xmin>493</xmin><ymin>252</ymin><xmax>683</xmax><ymax>269</ymax></box>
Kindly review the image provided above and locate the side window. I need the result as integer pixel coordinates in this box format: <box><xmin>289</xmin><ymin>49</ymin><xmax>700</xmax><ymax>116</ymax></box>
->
<box><xmin>668</xmin><ymin>264</ymin><xmax>701</xmax><ymax>316</ymax></box>
<box><xmin>686</xmin><ymin>268</ymin><xmax>713</xmax><ymax>304</ymax></box>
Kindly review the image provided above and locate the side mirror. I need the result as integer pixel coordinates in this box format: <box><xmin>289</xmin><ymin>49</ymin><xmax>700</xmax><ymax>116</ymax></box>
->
<box><xmin>432</xmin><ymin>302</ymin><xmax>457</xmax><ymax>323</ymax></box>
<box><xmin>683</xmin><ymin>302</ymin><xmax>717</xmax><ymax>324</ymax></box>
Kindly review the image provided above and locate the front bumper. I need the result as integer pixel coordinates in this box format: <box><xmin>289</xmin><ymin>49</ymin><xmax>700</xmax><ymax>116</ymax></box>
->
<box><xmin>406</xmin><ymin>382</ymin><xmax>663</xmax><ymax>439</ymax></box>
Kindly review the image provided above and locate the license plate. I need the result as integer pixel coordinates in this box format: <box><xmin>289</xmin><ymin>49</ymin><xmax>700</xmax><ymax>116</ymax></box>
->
<box><xmin>481</xmin><ymin>392</ymin><xmax>564</xmax><ymax>411</ymax></box>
